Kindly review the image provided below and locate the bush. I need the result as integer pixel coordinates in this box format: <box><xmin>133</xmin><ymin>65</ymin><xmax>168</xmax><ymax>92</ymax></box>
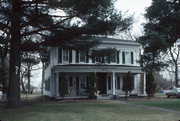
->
<box><xmin>86</xmin><ymin>73</ymin><xmax>99</xmax><ymax>99</ymax></box>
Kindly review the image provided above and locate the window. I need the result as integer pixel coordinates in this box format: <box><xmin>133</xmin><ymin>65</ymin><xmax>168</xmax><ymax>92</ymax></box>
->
<box><xmin>45</xmin><ymin>78</ymin><xmax>50</xmax><ymax>91</ymax></box>
<box><xmin>122</xmin><ymin>51</ymin><xmax>125</xmax><ymax>64</ymax></box>
<box><xmin>80</xmin><ymin>76</ymin><xmax>86</xmax><ymax>88</ymax></box>
<box><xmin>116</xmin><ymin>76</ymin><xmax>120</xmax><ymax>90</ymax></box>
<box><xmin>69</xmin><ymin>76</ymin><xmax>73</xmax><ymax>87</ymax></box>
<box><xmin>131</xmin><ymin>52</ymin><xmax>134</xmax><ymax>64</ymax></box>
<box><xmin>108</xmin><ymin>76</ymin><xmax>111</xmax><ymax>90</ymax></box>
<box><xmin>80</xmin><ymin>51</ymin><xmax>86</xmax><ymax>62</ymax></box>
<box><xmin>110</xmin><ymin>53</ymin><xmax>116</xmax><ymax>63</ymax></box>
<box><xmin>63</xmin><ymin>49</ymin><xmax>69</xmax><ymax>62</ymax></box>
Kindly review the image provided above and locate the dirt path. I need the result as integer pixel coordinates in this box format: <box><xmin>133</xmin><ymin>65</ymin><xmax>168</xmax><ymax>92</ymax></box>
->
<box><xmin>105</xmin><ymin>100</ymin><xmax>180</xmax><ymax>114</ymax></box>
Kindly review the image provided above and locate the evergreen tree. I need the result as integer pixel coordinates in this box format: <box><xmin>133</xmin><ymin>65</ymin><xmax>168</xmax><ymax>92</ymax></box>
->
<box><xmin>146</xmin><ymin>72</ymin><xmax>156</xmax><ymax>99</ymax></box>
<box><xmin>122</xmin><ymin>71</ymin><xmax>134</xmax><ymax>99</ymax></box>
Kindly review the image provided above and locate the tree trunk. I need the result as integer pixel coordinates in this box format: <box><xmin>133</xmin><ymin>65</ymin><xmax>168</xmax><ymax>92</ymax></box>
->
<box><xmin>1</xmin><ymin>43</ymin><xmax>8</xmax><ymax>94</ymax></box>
<box><xmin>27</xmin><ymin>65</ymin><xmax>31</xmax><ymax>94</ymax></box>
<box><xmin>41</xmin><ymin>62</ymin><xmax>45</xmax><ymax>94</ymax></box>
<box><xmin>175</xmin><ymin>62</ymin><xmax>179</xmax><ymax>87</ymax></box>
<box><xmin>7</xmin><ymin>1</ymin><xmax>21</xmax><ymax>108</ymax></box>
<box><xmin>1</xmin><ymin>55</ymin><xmax>7</xmax><ymax>94</ymax></box>
<box><xmin>20</xmin><ymin>77</ymin><xmax>26</xmax><ymax>94</ymax></box>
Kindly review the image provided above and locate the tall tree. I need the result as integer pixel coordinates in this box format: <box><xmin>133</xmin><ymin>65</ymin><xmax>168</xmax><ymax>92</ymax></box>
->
<box><xmin>1</xmin><ymin>0</ymin><xmax>132</xmax><ymax>108</ymax></box>
<box><xmin>139</xmin><ymin>0</ymin><xmax>180</xmax><ymax>95</ymax></box>
<box><xmin>167</xmin><ymin>39</ymin><xmax>180</xmax><ymax>87</ymax></box>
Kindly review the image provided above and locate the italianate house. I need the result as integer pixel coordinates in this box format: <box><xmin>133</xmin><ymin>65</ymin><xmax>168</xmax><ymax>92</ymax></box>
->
<box><xmin>43</xmin><ymin>37</ymin><xmax>146</xmax><ymax>99</ymax></box>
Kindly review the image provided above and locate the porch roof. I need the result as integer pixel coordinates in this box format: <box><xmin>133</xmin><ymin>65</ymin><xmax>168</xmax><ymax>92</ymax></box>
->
<box><xmin>52</xmin><ymin>64</ymin><xmax>144</xmax><ymax>74</ymax></box>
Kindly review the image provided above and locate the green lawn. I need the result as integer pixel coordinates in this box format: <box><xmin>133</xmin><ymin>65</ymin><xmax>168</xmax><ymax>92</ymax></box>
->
<box><xmin>132</xmin><ymin>98</ymin><xmax>180</xmax><ymax>111</ymax></box>
<box><xmin>0</xmin><ymin>100</ymin><xmax>180</xmax><ymax>121</ymax></box>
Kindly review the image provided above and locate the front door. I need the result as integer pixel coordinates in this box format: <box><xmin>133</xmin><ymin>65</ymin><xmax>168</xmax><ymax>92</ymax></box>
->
<box><xmin>97</xmin><ymin>73</ymin><xmax>107</xmax><ymax>94</ymax></box>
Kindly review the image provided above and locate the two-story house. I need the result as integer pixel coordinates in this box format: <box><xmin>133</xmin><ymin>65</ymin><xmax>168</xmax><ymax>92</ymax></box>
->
<box><xmin>43</xmin><ymin>37</ymin><xmax>146</xmax><ymax>99</ymax></box>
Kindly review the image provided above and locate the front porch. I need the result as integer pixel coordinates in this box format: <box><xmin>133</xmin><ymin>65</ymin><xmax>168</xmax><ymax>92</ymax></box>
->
<box><xmin>52</xmin><ymin>71</ymin><xmax>146</xmax><ymax>99</ymax></box>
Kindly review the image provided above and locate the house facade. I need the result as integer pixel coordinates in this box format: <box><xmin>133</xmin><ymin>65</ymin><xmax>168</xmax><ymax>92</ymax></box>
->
<box><xmin>43</xmin><ymin>37</ymin><xmax>146</xmax><ymax>98</ymax></box>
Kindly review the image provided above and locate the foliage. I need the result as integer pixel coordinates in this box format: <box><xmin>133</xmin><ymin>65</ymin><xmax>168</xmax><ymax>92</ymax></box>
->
<box><xmin>86</xmin><ymin>73</ymin><xmax>99</xmax><ymax>99</ymax></box>
<box><xmin>91</xmin><ymin>48</ymin><xmax>117</xmax><ymax>63</ymax></box>
<box><xmin>146</xmin><ymin>72</ymin><xmax>156</xmax><ymax>99</ymax></box>
<box><xmin>122</xmin><ymin>71</ymin><xmax>134</xmax><ymax>99</ymax></box>
<box><xmin>139</xmin><ymin>0</ymin><xmax>180</xmax><ymax>87</ymax></box>
<box><xmin>59</xmin><ymin>74</ymin><xmax>68</xmax><ymax>97</ymax></box>
<box><xmin>154</xmin><ymin>73</ymin><xmax>172</xmax><ymax>91</ymax></box>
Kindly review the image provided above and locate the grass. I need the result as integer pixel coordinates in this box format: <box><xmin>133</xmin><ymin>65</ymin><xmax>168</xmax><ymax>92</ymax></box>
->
<box><xmin>154</xmin><ymin>93</ymin><xmax>166</xmax><ymax>98</ymax></box>
<box><xmin>132</xmin><ymin>98</ymin><xmax>180</xmax><ymax>111</ymax></box>
<box><xmin>0</xmin><ymin>100</ymin><xmax>180</xmax><ymax>121</ymax></box>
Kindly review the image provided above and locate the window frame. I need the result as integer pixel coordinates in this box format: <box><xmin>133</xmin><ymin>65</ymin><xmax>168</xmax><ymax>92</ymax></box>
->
<box><xmin>62</xmin><ymin>49</ymin><xmax>69</xmax><ymax>62</ymax></box>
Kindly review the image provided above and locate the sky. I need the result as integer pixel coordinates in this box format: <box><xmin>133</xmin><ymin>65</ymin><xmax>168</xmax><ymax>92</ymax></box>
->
<box><xmin>114</xmin><ymin>0</ymin><xmax>152</xmax><ymax>37</ymax></box>
<box><xmin>31</xmin><ymin>0</ymin><xmax>153</xmax><ymax>88</ymax></box>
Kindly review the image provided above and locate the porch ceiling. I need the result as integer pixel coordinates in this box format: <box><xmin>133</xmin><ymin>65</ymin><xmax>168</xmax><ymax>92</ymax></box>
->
<box><xmin>52</xmin><ymin>64</ymin><xmax>144</xmax><ymax>74</ymax></box>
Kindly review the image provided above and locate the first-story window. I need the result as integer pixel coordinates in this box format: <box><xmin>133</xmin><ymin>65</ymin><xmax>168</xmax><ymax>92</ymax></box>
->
<box><xmin>80</xmin><ymin>76</ymin><xmax>86</xmax><ymax>89</ymax></box>
<box><xmin>63</xmin><ymin>49</ymin><xmax>69</xmax><ymax>62</ymax></box>
<box><xmin>45</xmin><ymin>78</ymin><xmax>50</xmax><ymax>91</ymax></box>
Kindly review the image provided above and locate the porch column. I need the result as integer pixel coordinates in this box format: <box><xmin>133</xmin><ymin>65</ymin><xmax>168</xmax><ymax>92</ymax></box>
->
<box><xmin>112</xmin><ymin>72</ymin><xmax>116</xmax><ymax>95</ymax></box>
<box><xmin>56</xmin><ymin>72</ymin><xmax>60</xmax><ymax>97</ymax></box>
<box><xmin>143</xmin><ymin>72</ymin><xmax>146</xmax><ymax>94</ymax></box>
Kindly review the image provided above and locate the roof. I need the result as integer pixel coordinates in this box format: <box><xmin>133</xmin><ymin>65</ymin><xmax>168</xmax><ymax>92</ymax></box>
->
<box><xmin>90</xmin><ymin>37</ymin><xmax>141</xmax><ymax>46</ymax></box>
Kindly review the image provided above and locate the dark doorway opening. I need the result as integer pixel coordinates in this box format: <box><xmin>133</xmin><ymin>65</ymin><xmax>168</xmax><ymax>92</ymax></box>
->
<box><xmin>96</xmin><ymin>73</ymin><xmax>107</xmax><ymax>94</ymax></box>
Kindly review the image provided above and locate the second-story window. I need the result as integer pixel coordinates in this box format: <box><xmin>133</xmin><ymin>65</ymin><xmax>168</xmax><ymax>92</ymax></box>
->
<box><xmin>80</xmin><ymin>51</ymin><xmax>86</xmax><ymax>62</ymax></box>
<box><xmin>110</xmin><ymin>53</ymin><xmax>116</xmax><ymax>63</ymax></box>
<box><xmin>63</xmin><ymin>49</ymin><xmax>69</xmax><ymax>62</ymax></box>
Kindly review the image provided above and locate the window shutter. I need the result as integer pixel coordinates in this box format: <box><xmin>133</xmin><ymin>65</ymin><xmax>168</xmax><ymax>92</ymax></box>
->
<box><xmin>58</xmin><ymin>47</ymin><xmax>62</xmax><ymax>63</ymax></box>
<box><xmin>76</xmin><ymin>50</ymin><xmax>79</xmax><ymax>63</ymax></box>
<box><xmin>117</xmin><ymin>51</ymin><xmax>119</xmax><ymax>64</ymax></box>
<box><xmin>69</xmin><ymin>49</ymin><xmax>72</xmax><ymax>63</ymax></box>
<box><xmin>131</xmin><ymin>51</ymin><xmax>134</xmax><ymax>64</ymax></box>
<box><xmin>102</xmin><ymin>55</ymin><xmax>105</xmax><ymax>63</ymax></box>
<box><xmin>122</xmin><ymin>51</ymin><xmax>125</xmax><ymax>64</ymax></box>
<box><xmin>86</xmin><ymin>50</ymin><xmax>89</xmax><ymax>63</ymax></box>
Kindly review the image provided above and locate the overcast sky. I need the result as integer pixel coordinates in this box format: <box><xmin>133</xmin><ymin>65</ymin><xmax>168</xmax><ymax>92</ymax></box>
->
<box><xmin>31</xmin><ymin>0</ymin><xmax>153</xmax><ymax>87</ymax></box>
<box><xmin>114</xmin><ymin>0</ymin><xmax>152</xmax><ymax>37</ymax></box>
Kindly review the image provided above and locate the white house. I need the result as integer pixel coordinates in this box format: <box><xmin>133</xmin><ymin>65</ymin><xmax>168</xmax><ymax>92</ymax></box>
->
<box><xmin>43</xmin><ymin>37</ymin><xmax>146</xmax><ymax>99</ymax></box>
